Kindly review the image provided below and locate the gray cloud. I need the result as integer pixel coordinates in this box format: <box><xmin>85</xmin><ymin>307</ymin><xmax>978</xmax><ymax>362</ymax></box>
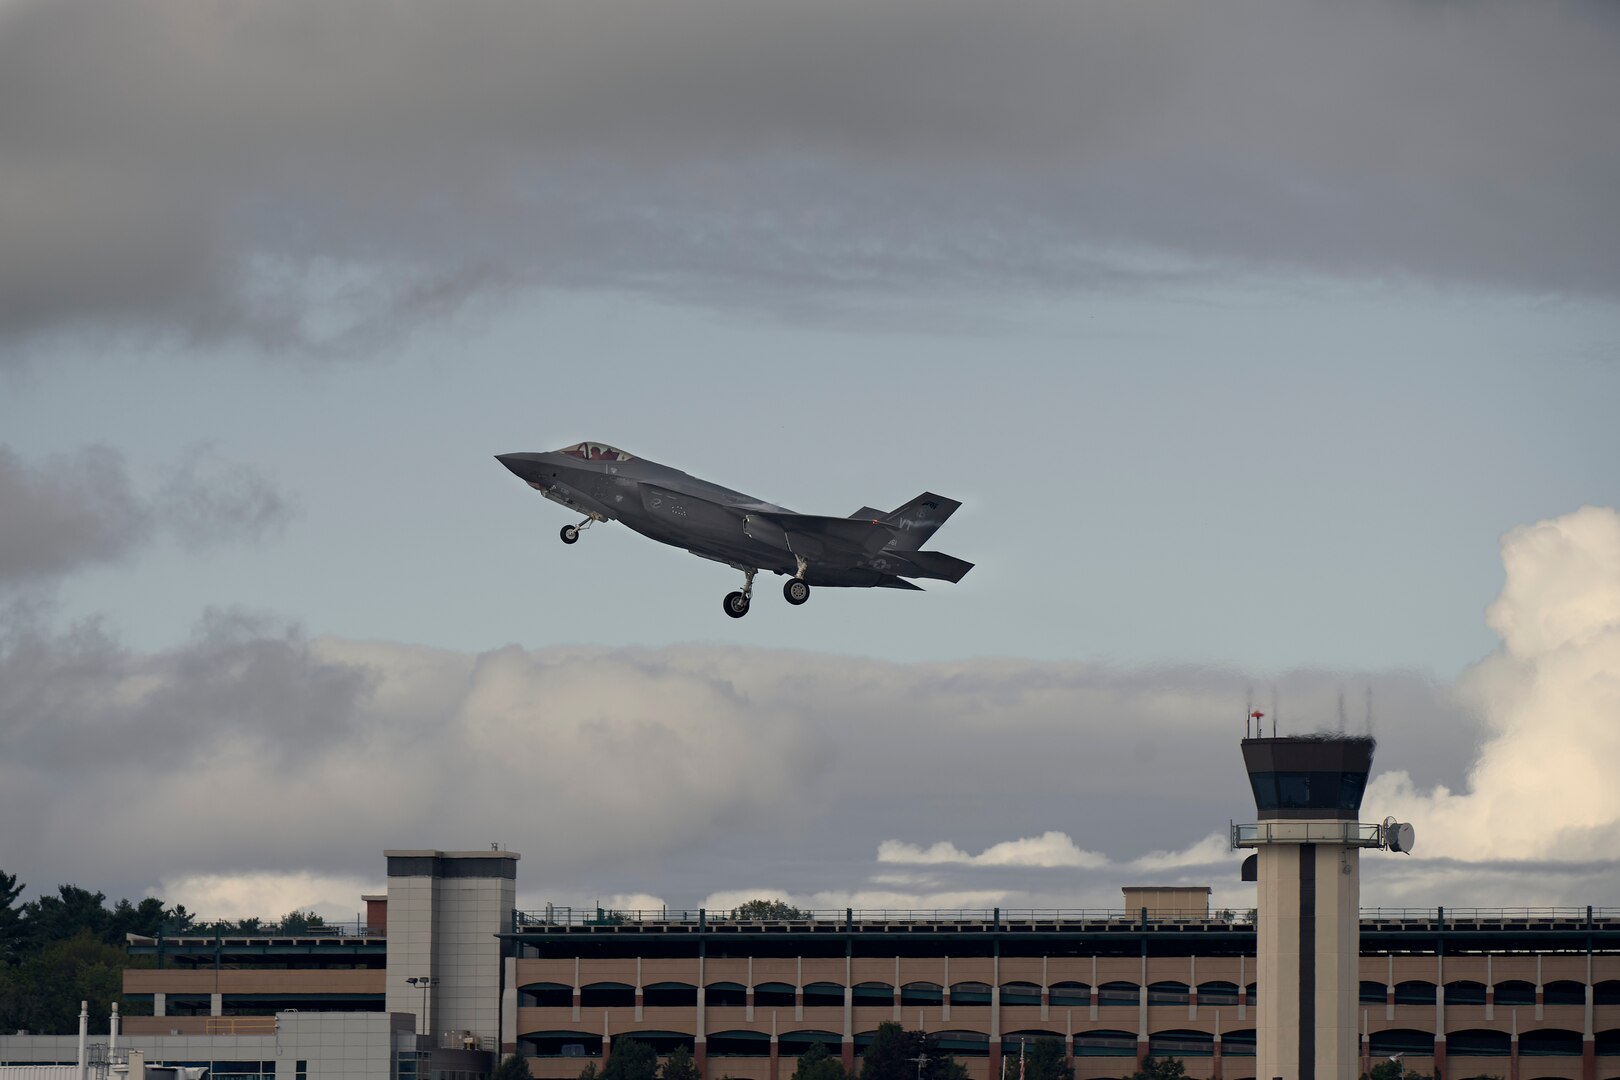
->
<box><xmin>0</xmin><ymin>609</ymin><xmax>1485</xmax><ymax>915</ymax></box>
<box><xmin>0</xmin><ymin>444</ymin><xmax>292</xmax><ymax>585</ymax></box>
<box><xmin>0</xmin><ymin>445</ymin><xmax>145</xmax><ymax>583</ymax></box>
<box><xmin>1</xmin><ymin>0</ymin><xmax>1615</xmax><ymax>355</ymax></box>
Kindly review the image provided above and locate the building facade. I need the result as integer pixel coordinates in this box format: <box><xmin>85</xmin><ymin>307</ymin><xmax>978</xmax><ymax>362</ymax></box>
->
<box><xmin>502</xmin><ymin>906</ymin><xmax>1620</xmax><ymax>1080</ymax></box>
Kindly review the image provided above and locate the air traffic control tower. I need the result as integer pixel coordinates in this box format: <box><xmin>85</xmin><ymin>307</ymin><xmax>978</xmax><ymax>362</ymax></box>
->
<box><xmin>1233</xmin><ymin>732</ymin><xmax>1410</xmax><ymax>1080</ymax></box>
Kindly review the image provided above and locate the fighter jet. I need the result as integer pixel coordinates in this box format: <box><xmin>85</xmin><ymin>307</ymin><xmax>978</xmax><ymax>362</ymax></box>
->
<box><xmin>496</xmin><ymin>442</ymin><xmax>972</xmax><ymax>618</ymax></box>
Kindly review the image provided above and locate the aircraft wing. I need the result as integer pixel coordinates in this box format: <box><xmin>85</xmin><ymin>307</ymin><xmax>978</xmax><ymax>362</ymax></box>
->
<box><xmin>744</xmin><ymin>511</ymin><xmax>897</xmax><ymax>561</ymax></box>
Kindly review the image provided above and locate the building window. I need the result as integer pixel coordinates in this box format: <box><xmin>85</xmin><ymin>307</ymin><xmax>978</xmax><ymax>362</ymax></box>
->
<box><xmin>900</xmin><ymin>983</ymin><xmax>942</xmax><ymax>1007</ymax></box>
<box><xmin>802</xmin><ymin>982</ymin><xmax>844</xmax><ymax>1007</ymax></box>
<box><xmin>754</xmin><ymin>982</ymin><xmax>795</xmax><ymax>1008</ymax></box>
<box><xmin>853</xmin><ymin>983</ymin><xmax>894</xmax><ymax>1007</ymax></box>
<box><xmin>949</xmin><ymin>982</ymin><xmax>991</xmax><ymax>1007</ymax></box>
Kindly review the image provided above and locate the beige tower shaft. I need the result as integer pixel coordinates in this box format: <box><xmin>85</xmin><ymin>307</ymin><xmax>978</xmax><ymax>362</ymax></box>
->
<box><xmin>1254</xmin><ymin>835</ymin><xmax>1361</xmax><ymax>1080</ymax></box>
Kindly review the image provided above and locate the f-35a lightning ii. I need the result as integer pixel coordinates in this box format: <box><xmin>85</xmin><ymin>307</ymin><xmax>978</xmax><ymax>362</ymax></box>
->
<box><xmin>496</xmin><ymin>442</ymin><xmax>972</xmax><ymax>618</ymax></box>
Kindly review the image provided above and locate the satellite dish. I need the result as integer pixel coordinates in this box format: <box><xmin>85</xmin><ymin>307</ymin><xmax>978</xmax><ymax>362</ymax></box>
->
<box><xmin>1390</xmin><ymin>822</ymin><xmax>1415</xmax><ymax>854</ymax></box>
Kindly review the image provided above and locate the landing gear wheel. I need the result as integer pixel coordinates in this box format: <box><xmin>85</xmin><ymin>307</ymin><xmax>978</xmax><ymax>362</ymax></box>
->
<box><xmin>560</xmin><ymin>525</ymin><xmax>580</xmax><ymax>544</ymax></box>
<box><xmin>783</xmin><ymin>579</ymin><xmax>810</xmax><ymax>606</ymax></box>
<box><xmin>723</xmin><ymin>591</ymin><xmax>751</xmax><ymax>618</ymax></box>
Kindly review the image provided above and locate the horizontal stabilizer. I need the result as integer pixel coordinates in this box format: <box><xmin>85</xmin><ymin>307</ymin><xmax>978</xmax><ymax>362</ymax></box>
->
<box><xmin>876</xmin><ymin>577</ymin><xmax>925</xmax><ymax>591</ymax></box>
<box><xmin>849</xmin><ymin>506</ymin><xmax>886</xmax><ymax>521</ymax></box>
<box><xmin>905</xmin><ymin>550</ymin><xmax>974</xmax><ymax>583</ymax></box>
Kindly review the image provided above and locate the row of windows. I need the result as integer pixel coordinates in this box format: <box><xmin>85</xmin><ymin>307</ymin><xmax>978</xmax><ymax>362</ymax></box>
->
<box><xmin>521</xmin><ymin>981</ymin><xmax>1257</xmax><ymax>1009</ymax></box>
<box><xmin>516</xmin><ymin>1029</ymin><xmax>1258</xmax><ymax>1059</ymax></box>
<box><xmin>1359</xmin><ymin>980</ymin><xmax>1620</xmax><ymax>1005</ymax></box>
<box><xmin>516</xmin><ymin>1028</ymin><xmax>1620</xmax><ymax>1061</ymax></box>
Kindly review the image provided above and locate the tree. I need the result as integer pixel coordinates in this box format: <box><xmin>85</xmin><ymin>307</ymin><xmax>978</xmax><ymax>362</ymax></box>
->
<box><xmin>661</xmin><ymin>1045</ymin><xmax>700</xmax><ymax>1080</ymax></box>
<box><xmin>2</xmin><ymin>931</ymin><xmax>128</xmax><ymax>1032</ymax></box>
<box><xmin>860</xmin><ymin>1023</ymin><xmax>919</xmax><ymax>1080</ymax></box>
<box><xmin>19</xmin><ymin>885</ymin><xmax>110</xmax><ymax>952</ymax></box>
<box><xmin>0</xmin><ymin>870</ymin><xmax>23</xmax><ymax>964</ymax></box>
<box><xmin>1363</xmin><ymin>1063</ymin><xmax>1435</xmax><ymax>1080</ymax></box>
<box><xmin>732</xmin><ymin>898</ymin><xmax>808</xmax><ymax>921</ymax></box>
<box><xmin>602</xmin><ymin>1039</ymin><xmax>660</xmax><ymax>1080</ymax></box>
<box><xmin>1019</xmin><ymin>1039</ymin><xmax>1072</xmax><ymax>1080</ymax></box>
<box><xmin>108</xmin><ymin>898</ymin><xmax>169</xmax><ymax>941</ymax></box>
<box><xmin>791</xmin><ymin>1042</ymin><xmax>849</xmax><ymax>1080</ymax></box>
<box><xmin>279</xmin><ymin>909</ymin><xmax>327</xmax><ymax>933</ymax></box>
<box><xmin>860</xmin><ymin>1024</ymin><xmax>964</xmax><ymax>1080</ymax></box>
<box><xmin>493</xmin><ymin>1055</ymin><xmax>532</xmax><ymax>1080</ymax></box>
<box><xmin>1126</xmin><ymin>1059</ymin><xmax>1186</xmax><ymax>1080</ymax></box>
<box><xmin>577</xmin><ymin>1064</ymin><xmax>600</xmax><ymax>1080</ymax></box>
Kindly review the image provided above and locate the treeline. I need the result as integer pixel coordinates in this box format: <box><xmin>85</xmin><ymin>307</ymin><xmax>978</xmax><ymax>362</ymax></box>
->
<box><xmin>0</xmin><ymin>868</ymin><xmax>323</xmax><ymax>1034</ymax></box>
<box><xmin>519</xmin><ymin>1026</ymin><xmax>1105</xmax><ymax>1080</ymax></box>
<box><xmin>515</xmin><ymin>1027</ymin><xmax>1198</xmax><ymax>1080</ymax></box>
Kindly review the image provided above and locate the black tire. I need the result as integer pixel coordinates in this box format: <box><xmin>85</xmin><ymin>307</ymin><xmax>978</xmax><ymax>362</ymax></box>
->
<box><xmin>783</xmin><ymin>579</ymin><xmax>810</xmax><ymax>606</ymax></box>
<box><xmin>560</xmin><ymin>525</ymin><xmax>580</xmax><ymax>544</ymax></box>
<box><xmin>723</xmin><ymin>591</ymin><xmax>751</xmax><ymax>618</ymax></box>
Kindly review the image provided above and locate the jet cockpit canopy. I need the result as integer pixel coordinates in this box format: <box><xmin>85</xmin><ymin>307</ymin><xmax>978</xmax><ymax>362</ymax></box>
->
<box><xmin>557</xmin><ymin>442</ymin><xmax>636</xmax><ymax>463</ymax></box>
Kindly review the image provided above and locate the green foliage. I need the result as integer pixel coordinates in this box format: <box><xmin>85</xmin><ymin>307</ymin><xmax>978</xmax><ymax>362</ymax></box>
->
<box><xmin>791</xmin><ymin>1042</ymin><xmax>849</xmax><ymax>1080</ymax></box>
<box><xmin>1126</xmin><ymin>1058</ymin><xmax>1187</xmax><ymax>1080</ymax></box>
<box><xmin>0</xmin><ymin>931</ymin><xmax>128</xmax><ymax>1032</ymax></box>
<box><xmin>278</xmin><ymin>909</ymin><xmax>327</xmax><ymax>933</ymax></box>
<box><xmin>603</xmin><ymin>1039</ymin><xmax>660</xmax><ymax>1080</ymax></box>
<box><xmin>0</xmin><ymin>870</ymin><xmax>23</xmax><ymax>965</ymax></box>
<box><xmin>492</xmin><ymin>1055</ymin><xmax>532</xmax><ymax>1080</ymax></box>
<box><xmin>0</xmin><ymin>865</ymin><xmax>308</xmax><ymax>1032</ymax></box>
<box><xmin>732</xmin><ymin>898</ymin><xmax>809</xmax><ymax>921</ymax></box>
<box><xmin>661</xmin><ymin>1045</ymin><xmax>700</xmax><ymax>1080</ymax></box>
<box><xmin>859</xmin><ymin>1023</ymin><xmax>917</xmax><ymax>1080</ymax></box>
<box><xmin>860</xmin><ymin>1024</ymin><xmax>964</xmax><ymax>1080</ymax></box>
<box><xmin>1019</xmin><ymin>1039</ymin><xmax>1072</xmax><ymax>1080</ymax></box>
<box><xmin>577</xmin><ymin>1064</ymin><xmax>600</xmax><ymax>1080</ymax></box>
<box><xmin>1362</xmin><ymin>1064</ymin><xmax>1435</xmax><ymax>1080</ymax></box>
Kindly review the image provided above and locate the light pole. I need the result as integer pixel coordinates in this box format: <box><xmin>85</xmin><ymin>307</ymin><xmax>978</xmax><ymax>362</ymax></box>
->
<box><xmin>406</xmin><ymin>976</ymin><xmax>439</xmax><ymax>1037</ymax></box>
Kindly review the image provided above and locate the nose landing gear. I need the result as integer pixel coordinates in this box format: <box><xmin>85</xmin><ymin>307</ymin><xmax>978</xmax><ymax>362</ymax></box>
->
<box><xmin>723</xmin><ymin>567</ymin><xmax>757</xmax><ymax>618</ymax></box>
<box><xmin>559</xmin><ymin>516</ymin><xmax>596</xmax><ymax>545</ymax></box>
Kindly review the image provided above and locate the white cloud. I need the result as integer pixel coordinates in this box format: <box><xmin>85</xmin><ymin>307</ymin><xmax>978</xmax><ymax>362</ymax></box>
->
<box><xmin>878</xmin><ymin>831</ymin><xmax>1107</xmax><ymax>869</ymax></box>
<box><xmin>1367</xmin><ymin>507</ymin><xmax>1620</xmax><ymax>865</ymax></box>
<box><xmin>1127</xmin><ymin>832</ymin><xmax>1233</xmax><ymax>873</ymax></box>
<box><xmin>158</xmin><ymin>871</ymin><xmax>379</xmax><ymax>924</ymax></box>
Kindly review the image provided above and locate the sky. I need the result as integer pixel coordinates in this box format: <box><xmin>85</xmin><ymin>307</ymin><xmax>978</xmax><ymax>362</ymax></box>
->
<box><xmin>2</xmin><ymin>0</ymin><xmax>1619</xmax><ymax>925</ymax></box>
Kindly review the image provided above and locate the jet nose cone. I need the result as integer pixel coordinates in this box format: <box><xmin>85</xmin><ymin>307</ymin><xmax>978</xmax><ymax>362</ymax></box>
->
<box><xmin>496</xmin><ymin>453</ymin><xmax>537</xmax><ymax>480</ymax></box>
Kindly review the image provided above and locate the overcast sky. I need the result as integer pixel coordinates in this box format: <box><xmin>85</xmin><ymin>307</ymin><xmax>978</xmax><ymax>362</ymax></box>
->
<box><xmin>2</xmin><ymin>0</ymin><xmax>1619</xmax><ymax>923</ymax></box>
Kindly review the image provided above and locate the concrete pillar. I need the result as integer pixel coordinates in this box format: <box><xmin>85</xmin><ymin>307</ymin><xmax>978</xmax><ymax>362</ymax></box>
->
<box><xmin>1432</xmin><ymin>1036</ymin><xmax>1446</xmax><ymax>1080</ymax></box>
<box><xmin>694</xmin><ymin>1041</ymin><xmax>708</xmax><ymax>1080</ymax></box>
<box><xmin>210</xmin><ymin>993</ymin><xmax>223</xmax><ymax>1018</ymax></box>
<box><xmin>153</xmin><ymin>993</ymin><xmax>166</xmax><ymax>1018</ymax></box>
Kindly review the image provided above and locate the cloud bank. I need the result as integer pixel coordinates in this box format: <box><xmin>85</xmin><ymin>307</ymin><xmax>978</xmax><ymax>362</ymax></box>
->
<box><xmin>2</xmin><ymin>0</ymin><xmax>1616</xmax><ymax>354</ymax></box>
<box><xmin>5</xmin><ymin>507</ymin><xmax>1618</xmax><ymax>918</ymax></box>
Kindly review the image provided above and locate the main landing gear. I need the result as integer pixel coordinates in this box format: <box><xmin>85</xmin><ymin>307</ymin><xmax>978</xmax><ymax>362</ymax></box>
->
<box><xmin>723</xmin><ymin>568</ymin><xmax>757</xmax><ymax>619</ymax></box>
<box><xmin>724</xmin><ymin>563</ymin><xmax>812</xmax><ymax>617</ymax></box>
<box><xmin>559</xmin><ymin>516</ymin><xmax>595</xmax><ymax>544</ymax></box>
<box><xmin>783</xmin><ymin>555</ymin><xmax>811</xmax><ymax>606</ymax></box>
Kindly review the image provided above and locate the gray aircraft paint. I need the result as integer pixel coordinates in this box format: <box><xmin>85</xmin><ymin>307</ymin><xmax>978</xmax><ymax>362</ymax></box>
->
<box><xmin>496</xmin><ymin>442</ymin><xmax>971</xmax><ymax>616</ymax></box>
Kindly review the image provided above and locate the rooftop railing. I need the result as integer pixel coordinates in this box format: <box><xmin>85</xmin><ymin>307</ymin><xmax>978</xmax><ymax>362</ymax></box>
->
<box><xmin>513</xmin><ymin>905</ymin><xmax>1620</xmax><ymax>930</ymax></box>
